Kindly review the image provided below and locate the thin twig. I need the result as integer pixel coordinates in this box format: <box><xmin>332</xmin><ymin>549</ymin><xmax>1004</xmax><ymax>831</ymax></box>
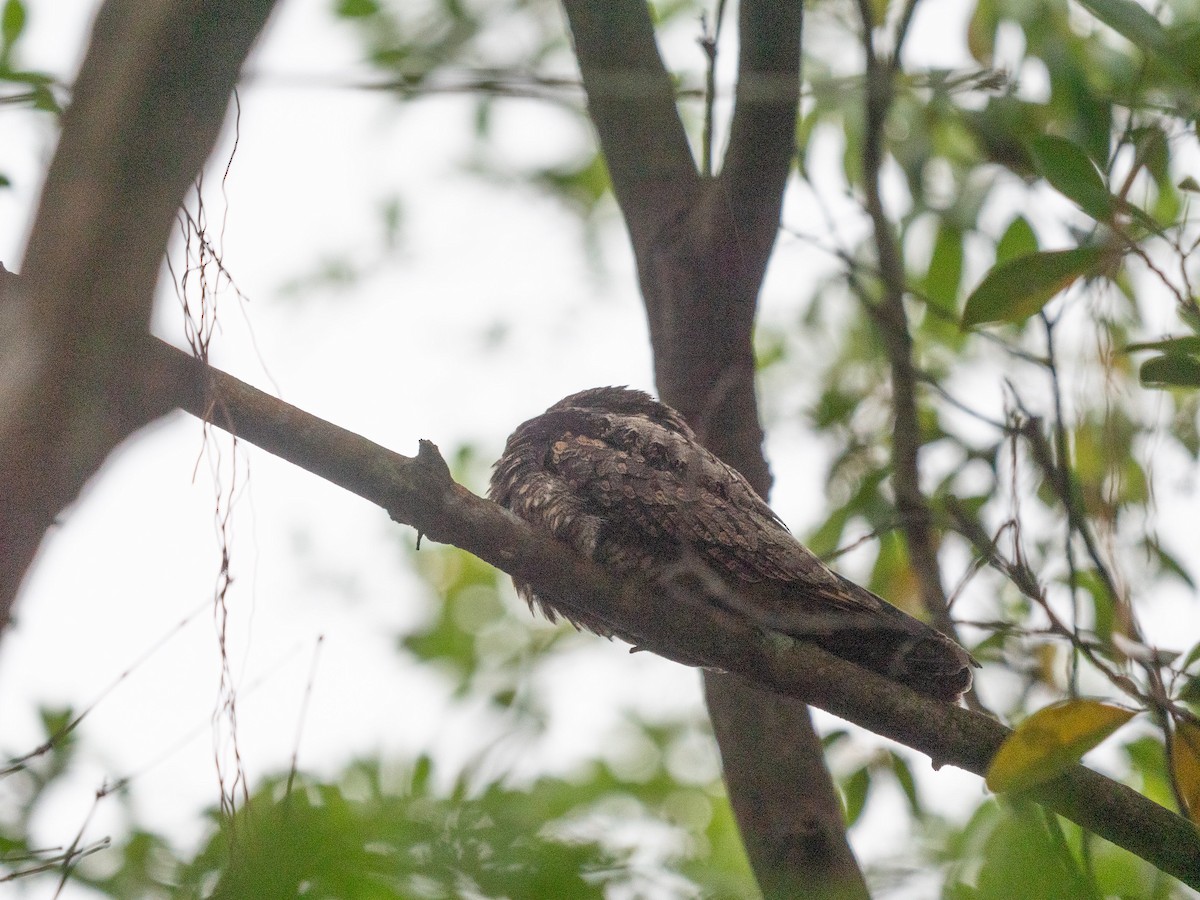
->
<box><xmin>852</xmin><ymin>0</ymin><xmax>961</xmax><ymax>648</ymax></box>
<box><xmin>286</xmin><ymin>635</ymin><xmax>325</xmax><ymax>797</ymax></box>
<box><xmin>697</xmin><ymin>0</ymin><xmax>728</xmax><ymax>178</ymax></box>
<box><xmin>1041</xmin><ymin>313</ymin><xmax>1086</xmax><ymax>696</ymax></box>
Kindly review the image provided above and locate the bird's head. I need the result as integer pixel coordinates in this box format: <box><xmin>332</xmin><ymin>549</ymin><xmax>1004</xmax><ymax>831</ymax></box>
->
<box><xmin>547</xmin><ymin>386</ymin><xmax>693</xmax><ymax>437</ymax></box>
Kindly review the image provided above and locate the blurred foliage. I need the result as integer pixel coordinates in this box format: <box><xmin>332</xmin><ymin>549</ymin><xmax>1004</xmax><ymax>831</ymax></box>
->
<box><xmin>783</xmin><ymin>0</ymin><xmax>1200</xmax><ymax>891</ymax></box>
<box><xmin>0</xmin><ymin>0</ymin><xmax>61</xmax><ymax>116</ymax></box>
<box><xmin>131</xmin><ymin>756</ymin><xmax>743</xmax><ymax>899</ymax></box>
<box><xmin>6</xmin><ymin>0</ymin><xmax>1200</xmax><ymax>895</ymax></box>
<box><xmin>329</xmin><ymin>0</ymin><xmax>706</xmax><ymax>240</ymax></box>
<box><xmin>939</xmin><ymin>800</ymin><xmax>1181</xmax><ymax>899</ymax></box>
<box><xmin>2</xmin><ymin>536</ymin><xmax>756</xmax><ymax>898</ymax></box>
<box><xmin>0</xmin><ymin>0</ymin><xmax>60</xmax><ymax>189</ymax></box>
<box><xmin>0</xmin><ymin>706</ymin><xmax>115</xmax><ymax>887</ymax></box>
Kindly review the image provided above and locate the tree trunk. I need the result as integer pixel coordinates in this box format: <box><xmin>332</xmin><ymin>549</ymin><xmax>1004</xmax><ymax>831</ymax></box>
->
<box><xmin>0</xmin><ymin>0</ymin><xmax>278</xmax><ymax>624</ymax></box>
<box><xmin>560</xmin><ymin>1</ymin><xmax>869</xmax><ymax>894</ymax></box>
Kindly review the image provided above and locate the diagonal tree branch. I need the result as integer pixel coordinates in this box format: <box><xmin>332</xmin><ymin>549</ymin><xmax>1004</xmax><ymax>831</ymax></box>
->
<box><xmin>0</xmin><ymin>0</ymin><xmax>279</xmax><ymax>624</ymax></box>
<box><xmin>133</xmin><ymin>335</ymin><xmax>1200</xmax><ymax>888</ymax></box>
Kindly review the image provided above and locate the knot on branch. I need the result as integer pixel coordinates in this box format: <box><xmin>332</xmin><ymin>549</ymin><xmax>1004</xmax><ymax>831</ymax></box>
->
<box><xmin>408</xmin><ymin>439</ymin><xmax>455</xmax><ymax>548</ymax></box>
<box><xmin>416</xmin><ymin>439</ymin><xmax>453</xmax><ymax>486</ymax></box>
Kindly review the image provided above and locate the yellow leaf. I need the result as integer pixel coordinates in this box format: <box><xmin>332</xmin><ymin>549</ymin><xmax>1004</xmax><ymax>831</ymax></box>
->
<box><xmin>869</xmin><ymin>0</ymin><xmax>891</xmax><ymax>28</ymax></box>
<box><xmin>1033</xmin><ymin>643</ymin><xmax>1060</xmax><ymax>689</ymax></box>
<box><xmin>987</xmin><ymin>699</ymin><xmax>1136</xmax><ymax>793</ymax></box>
<box><xmin>1173</xmin><ymin>720</ymin><xmax>1200</xmax><ymax>823</ymax></box>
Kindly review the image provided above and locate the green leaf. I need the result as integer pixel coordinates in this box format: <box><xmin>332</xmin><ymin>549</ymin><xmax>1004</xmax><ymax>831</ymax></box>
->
<box><xmin>888</xmin><ymin>751</ymin><xmax>923</xmax><ymax>818</ymax></box>
<box><xmin>1073</xmin><ymin>0</ymin><xmax>1168</xmax><ymax>53</ymax></box>
<box><xmin>1140</xmin><ymin>353</ymin><xmax>1200</xmax><ymax>388</ymax></box>
<box><xmin>812</xmin><ymin>385</ymin><xmax>859</xmax><ymax>430</ymax></box>
<box><xmin>962</xmin><ymin>245</ymin><xmax>1108</xmax><ymax>327</ymax></box>
<box><xmin>987</xmin><ymin>699</ymin><xmax>1136</xmax><ymax>792</ymax></box>
<box><xmin>1029</xmin><ymin>135</ymin><xmax>1114</xmax><ymax>222</ymax></box>
<box><xmin>1180</xmin><ymin>673</ymin><xmax>1200</xmax><ymax>704</ymax></box>
<box><xmin>1143</xmin><ymin>537</ymin><xmax>1197</xmax><ymax>590</ymax></box>
<box><xmin>967</xmin><ymin>0</ymin><xmax>997</xmax><ymax>63</ymax></box>
<box><xmin>1070</xmin><ymin>569</ymin><xmax>1113</xmax><ymax>645</ymax></box>
<box><xmin>925</xmin><ymin>222</ymin><xmax>964</xmax><ymax>309</ymax></box>
<box><xmin>1</xmin><ymin>0</ymin><xmax>24</xmax><ymax>51</ymax></box>
<box><xmin>0</xmin><ymin>67</ymin><xmax>50</xmax><ymax>85</ymax></box>
<box><xmin>1132</xmin><ymin>125</ymin><xmax>1169</xmax><ymax>180</ymax></box>
<box><xmin>995</xmin><ymin>216</ymin><xmax>1038</xmax><ymax>265</ymax></box>
<box><xmin>1062</xmin><ymin>9</ymin><xmax>1200</xmax><ymax>141</ymax></box>
<box><xmin>39</xmin><ymin>705</ymin><xmax>74</xmax><ymax>739</ymax></box>
<box><xmin>1182</xmin><ymin>641</ymin><xmax>1200</xmax><ymax>674</ymax></box>
<box><xmin>754</xmin><ymin>327</ymin><xmax>787</xmax><ymax>371</ymax></box>
<box><xmin>533</xmin><ymin>152</ymin><xmax>612</xmax><ymax>216</ymax></box>
<box><xmin>842</xmin><ymin>766</ymin><xmax>870</xmax><ymax>826</ymax></box>
<box><xmin>821</xmin><ymin>729</ymin><xmax>851</xmax><ymax>750</ymax></box>
<box><xmin>1125</xmin><ymin>735</ymin><xmax>1176</xmax><ymax>809</ymax></box>
<box><xmin>1123</xmin><ymin>335</ymin><xmax>1200</xmax><ymax>355</ymax></box>
<box><xmin>961</xmin><ymin>804</ymin><xmax>1098</xmax><ymax>900</ymax></box>
<box><xmin>335</xmin><ymin>0</ymin><xmax>379</xmax><ymax>17</ymax></box>
<box><xmin>28</xmin><ymin>81</ymin><xmax>60</xmax><ymax>114</ymax></box>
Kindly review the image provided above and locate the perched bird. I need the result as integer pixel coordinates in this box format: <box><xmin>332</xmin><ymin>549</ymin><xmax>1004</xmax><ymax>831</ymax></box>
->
<box><xmin>489</xmin><ymin>386</ymin><xmax>976</xmax><ymax>701</ymax></box>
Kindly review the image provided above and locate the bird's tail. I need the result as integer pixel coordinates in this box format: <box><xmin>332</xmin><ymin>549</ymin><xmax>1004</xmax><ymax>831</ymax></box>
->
<box><xmin>768</xmin><ymin>574</ymin><xmax>978</xmax><ymax>702</ymax></box>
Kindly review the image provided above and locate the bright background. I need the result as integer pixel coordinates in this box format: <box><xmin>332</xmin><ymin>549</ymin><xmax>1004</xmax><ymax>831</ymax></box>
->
<box><xmin>5</xmin><ymin>1</ymin><xmax>1191</xmax><ymax>895</ymax></box>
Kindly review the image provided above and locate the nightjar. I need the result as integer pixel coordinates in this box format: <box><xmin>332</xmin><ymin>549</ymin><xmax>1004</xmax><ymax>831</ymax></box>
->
<box><xmin>489</xmin><ymin>386</ymin><xmax>976</xmax><ymax>701</ymax></box>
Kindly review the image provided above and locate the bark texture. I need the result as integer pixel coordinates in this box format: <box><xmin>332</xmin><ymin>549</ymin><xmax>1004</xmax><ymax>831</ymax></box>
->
<box><xmin>0</xmin><ymin>0</ymin><xmax>278</xmax><ymax>623</ymax></box>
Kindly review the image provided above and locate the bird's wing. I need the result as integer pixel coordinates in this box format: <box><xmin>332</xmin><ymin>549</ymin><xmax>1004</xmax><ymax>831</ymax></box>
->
<box><xmin>542</xmin><ymin>408</ymin><xmax>977</xmax><ymax>701</ymax></box>
<box><xmin>546</xmin><ymin>411</ymin><xmax>878</xmax><ymax>612</ymax></box>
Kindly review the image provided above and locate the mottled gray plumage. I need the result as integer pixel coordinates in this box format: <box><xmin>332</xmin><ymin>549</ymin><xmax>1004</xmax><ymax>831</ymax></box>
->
<box><xmin>489</xmin><ymin>386</ymin><xmax>975</xmax><ymax>701</ymax></box>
